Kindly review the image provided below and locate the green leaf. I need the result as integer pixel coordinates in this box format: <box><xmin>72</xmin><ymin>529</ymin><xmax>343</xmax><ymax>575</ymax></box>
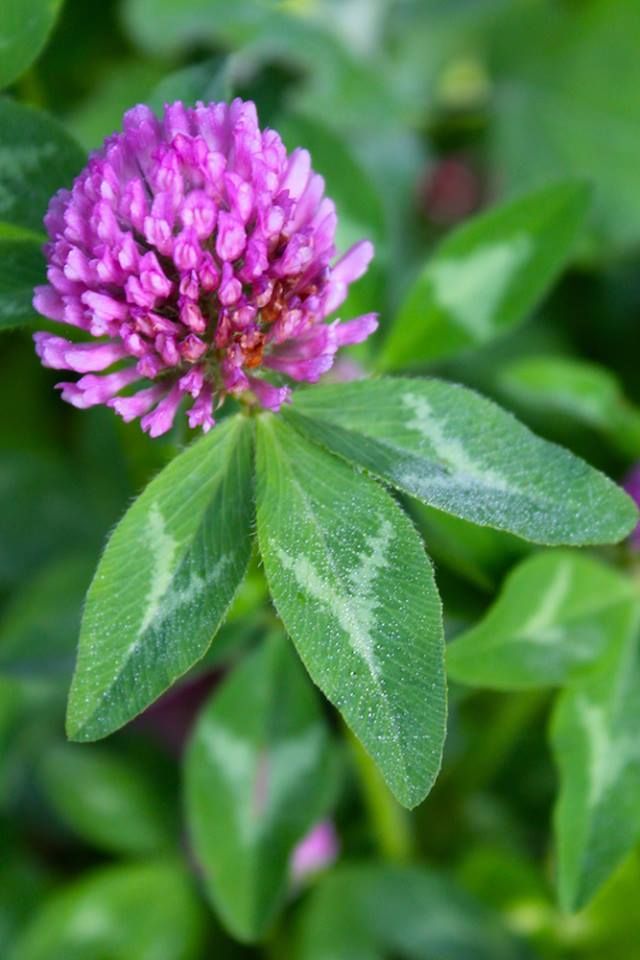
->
<box><xmin>0</xmin><ymin>98</ymin><xmax>85</xmax><ymax>233</ymax></box>
<box><xmin>489</xmin><ymin>0</ymin><xmax>640</xmax><ymax>256</ymax></box>
<box><xmin>297</xmin><ymin>864</ymin><xmax>529</xmax><ymax>960</ymax></box>
<box><xmin>380</xmin><ymin>181</ymin><xmax>589</xmax><ymax>368</ymax></box>
<box><xmin>8</xmin><ymin>861</ymin><xmax>204</xmax><ymax>960</ymax></box>
<box><xmin>66</xmin><ymin>415</ymin><xmax>255</xmax><ymax>742</ymax></box>
<box><xmin>411</xmin><ymin>502</ymin><xmax>528</xmax><ymax>592</ymax></box>
<box><xmin>0</xmin><ymin>237</ymin><xmax>45</xmax><ymax>330</ymax></box>
<box><xmin>551</xmin><ymin>600</ymin><xmax>640</xmax><ymax>911</ymax></box>
<box><xmin>500</xmin><ymin>354</ymin><xmax>640</xmax><ymax>459</ymax></box>
<box><xmin>286</xmin><ymin>378</ymin><xmax>637</xmax><ymax>546</ymax></box>
<box><xmin>0</xmin><ymin>553</ymin><xmax>92</xmax><ymax>682</ymax></box>
<box><xmin>39</xmin><ymin>742</ymin><xmax>176</xmax><ymax>855</ymax></box>
<box><xmin>447</xmin><ymin>551</ymin><xmax>635</xmax><ymax>689</ymax></box>
<box><xmin>255</xmin><ymin>415</ymin><xmax>446</xmax><ymax>809</ymax></box>
<box><xmin>0</xmin><ymin>0</ymin><xmax>63</xmax><ymax>90</ymax></box>
<box><xmin>185</xmin><ymin>633</ymin><xmax>335</xmax><ymax>941</ymax></box>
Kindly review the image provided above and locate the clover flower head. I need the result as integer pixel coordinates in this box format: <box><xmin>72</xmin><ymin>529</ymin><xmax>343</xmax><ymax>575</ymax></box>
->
<box><xmin>33</xmin><ymin>98</ymin><xmax>377</xmax><ymax>436</ymax></box>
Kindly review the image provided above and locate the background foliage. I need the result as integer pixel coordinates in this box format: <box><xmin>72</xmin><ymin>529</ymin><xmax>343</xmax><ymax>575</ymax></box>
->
<box><xmin>2</xmin><ymin>0</ymin><xmax>640</xmax><ymax>957</ymax></box>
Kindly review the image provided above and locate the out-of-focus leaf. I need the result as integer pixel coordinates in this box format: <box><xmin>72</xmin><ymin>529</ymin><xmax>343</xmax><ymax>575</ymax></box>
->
<box><xmin>66</xmin><ymin>415</ymin><xmax>254</xmax><ymax>742</ymax></box>
<box><xmin>256</xmin><ymin>415</ymin><xmax>446</xmax><ymax>809</ymax></box>
<box><xmin>147</xmin><ymin>57</ymin><xmax>232</xmax><ymax>115</ymax></box>
<box><xmin>0</xmin><ymin>237</ymin><xmax>45</xmax><ymax>329</ymax></box>
<box><xmin>286</xmin><ymin>378</ymin><xmax>637</xmax><ymax>545</ymax></box>
<box><xmin>296</xmin><ymin>864</ymin><xmax>530</xmax><ymax>960</ymax></box>
<box><xmin>278</xmin><ymin>112</ymin><xmax>385</xmax><ymax>247</ymax></box>
<box><xmin>447</xmin><ymin>551</ymin><xmax>635</xmax><ymax>689</ymax></box>
<box><xmin>0</xmin><ymin>0</ymin><xmax>63</xmax><ymax>90</ymax></box>
<box><xmin>551</xmin><ymin>600</ymin><xmax>640</xmax><ymax>912</ymax></box>
<box><xmin>0</xmin><ymin>98</ymin><xmax>84</xmax><ymax>232</ymax></box>
<box><xmin>8</xmin><ymin>861</ymin><xmax>204</xmax><ymax>960</ymax></box>
<box><xmin>490</xmin><ymin>0</ymin><xmax>640</xmax><ymax>256</ymax></box>
<box><xmin>411</xmin><ymin>502</ymin><xmax>528</xmax><ymax>592</ymax></box>
<box><xmin>380</xmin><ymin>181</ymin><xmax>588</xmax><ymax>368</ymax></box>
<box><xmin>0</xmin><ymin>451</ymin><xmax>94</xmax><ymax>589</ymax></box>
<box><xmin>67</xmin><ymin>60</ymin><xmax>168</xmax><ymax>150</ymax></box>
<box><xmin>39</xmin><ymin>742</ymin><xmax>176</xmax><ymax>855</ymax></box>
<box><xmin>0</xmin><ymin>553</ymin><xmax>92</xmax><ymax>682</ymax></box>
<box><xmin>185</xmin><ymin>633</ymin><xmax>335</xmax><ymax>941</ymax></box>
<box><xmin>500</xmin><ymin>355</ymin><xmax>640</xmax><ymax>459</ymax></box>
<box><xmin>0</xmin><ymin>841</ymin><xmax>52</xmax><ymax>956</ymax></box>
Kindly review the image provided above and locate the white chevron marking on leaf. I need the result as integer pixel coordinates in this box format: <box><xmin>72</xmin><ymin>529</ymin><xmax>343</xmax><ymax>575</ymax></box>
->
<box><xmin>275</xmin><ymin>518</ymin><xmax>394</xmax><ymax>678</ymax></box>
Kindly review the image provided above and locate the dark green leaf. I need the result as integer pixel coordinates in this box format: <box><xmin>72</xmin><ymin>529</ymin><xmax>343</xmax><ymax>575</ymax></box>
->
<box><xmin>0</xmin><ymin>0</ymin><xmax>63</xmax><ymax>90</ymax></box>
<box><xmin>8</xmin><ymin>862</ymin><xmax>204</xmax><ymax>960</ymax></box>
<box><xmin>39</xmin><ymin>742</ymin><xmax>176</xmax><ymax>855</ymax></box>
<box><xmin>447</xmin><ymin>551</ymin><xmax>635</xmax><ymax>689</ymax></box>
<box><xmin>185</xmin><ymin>633</ymin><xmax>335</xmax><ymax>941</ymax></box>
<box><xmin>256</xmin><ymin>415</ymin><xmax>446</xmax><ymax>809</ymax></box>
<box><xmin>0</xmin><ymin>553</ymin><xmax>92</xmax><ymax>682</ymax></box>
<box><xmin>0</xmin><ymin>237</ymin><xmax>45</xmax><ymax>330</ymax></box>
<box><xmin>0</xmin><ymin>98</ymin><xmax>85</xmax><ymax>233</ymax></box>
<box><xmin>66</xmin><ymin>415</ymin><xmax>255</xmax><ymax>742</ymax></box>
<box><xmin>286</xmin><ymin>378</ymin><xmax>637</xmax><ymax>545</ymax></box>
<box><xmin>380</xmin><ymin>181</ymin><xmax>589</xmax><ymax>368</ymax></box>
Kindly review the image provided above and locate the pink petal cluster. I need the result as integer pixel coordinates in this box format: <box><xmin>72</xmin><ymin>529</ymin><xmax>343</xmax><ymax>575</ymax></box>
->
<box><xmin>33</xmin><ymin>99</ymin><xmax>377</xmax><ymax>436</ymax></box>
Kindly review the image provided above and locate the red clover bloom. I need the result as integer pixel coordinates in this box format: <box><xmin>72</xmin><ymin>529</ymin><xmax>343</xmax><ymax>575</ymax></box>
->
<box><xmin>33</xmin><ymin>99</ymin><xmax>377</xmax><ymax>436</ymax></box>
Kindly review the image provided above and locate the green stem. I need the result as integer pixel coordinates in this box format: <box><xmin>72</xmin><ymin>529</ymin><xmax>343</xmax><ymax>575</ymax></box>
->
<box><xmin>347</xmin><ymin>727</ymin><xmax>413</xmax><ymax>863</ymax></box>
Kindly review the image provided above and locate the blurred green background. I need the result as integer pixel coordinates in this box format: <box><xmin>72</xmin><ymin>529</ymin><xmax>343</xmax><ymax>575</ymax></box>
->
<box><xmin>2</xmin><ymin>0</ymin><xmax>640</xmax><ymax>957</ymax></box>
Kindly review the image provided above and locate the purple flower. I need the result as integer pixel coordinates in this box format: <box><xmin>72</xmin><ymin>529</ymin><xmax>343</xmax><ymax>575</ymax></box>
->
<box><xmin>33</xmin><ymin>99</ymin><xmax>377</xmax><ymax>437</ymax></box>
<box><xmin>624</xmin><ymin>463</ymin><xmax>640</xmax><ymax>549</ymax></box>
<box><xmin>290</xmin><ymin>820</ymin><xmax>339</xmax><ymax>883</ymax></box>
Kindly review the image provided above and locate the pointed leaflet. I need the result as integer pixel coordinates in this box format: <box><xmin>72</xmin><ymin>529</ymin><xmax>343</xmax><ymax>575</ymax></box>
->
<box><xmin>447</xmin><ymin>551</ymin><xmax>636</xmax><ymax>689</ymax></box>
<box><xmin>256</xmin><ymin>415</ymin><xmax>446</xmax><ymax>809</ymax></box>
<box><xmin>551</xmin><ymin>599</ymin><xmax>640</xmax><ymax>911</ymax></box>
<box><xmin>380</xmin><ymin>181</ymin><xmax>589</xmax><ymax>368</ymax></box>
<box><xmin>185</xmin><ymin>633</ymin><xmax>335</xmax><ymax>942</ymax></box>
<box><xmin>66</xmin><ymin>415</ymin><xmax>254</xmax><ymax>741</ymax></box>
<box><xmin>285</xmin><ymin>378</ymin><xmax>637</xmax><ymax>545</ymax></box>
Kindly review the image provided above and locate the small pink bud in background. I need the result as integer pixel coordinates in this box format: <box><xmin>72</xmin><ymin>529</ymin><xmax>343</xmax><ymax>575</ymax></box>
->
<box><xmin>419</xmin><ymin>153</ymin><xmax>485</xmax><ymax>227</ymax></box>
<box><xmin>623</xmin><ymin>464</ymin><xmax>640</xmax><ymax>549</ymax></box>
<box><xmin>290</xmin><ymin>820</ymin><xmax>339</xmax><ymax>884</ymax></box>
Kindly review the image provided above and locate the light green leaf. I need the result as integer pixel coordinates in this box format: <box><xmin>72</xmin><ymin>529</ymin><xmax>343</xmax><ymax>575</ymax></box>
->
<box><xmin>8</xmin><ymin>861</ymin><xmax>204</xmax><ymax>960</ymax></box>
<box><xmin>0</xmin><ymin>0</ymin><xmax>63</xmax><ymax>90</ymax></box>
<box><xmin>447</xmin><ymin>551</ymin><xmax>635</xmax><ymax>689</ymax></box>
<box><xmin>297</xmin><ymin>864</ymin><xmax>529</xmax><ymax>960</ymax></box>
<box><xmin>380</xmin><ymin>181</ymin><xmax>589</xmax><ymax>368</ymax></box>
<box><xmin>0</xmin><ymin>98</ymin><xmax>85</xmax><ymax>232</ymax></box>
<box><xmin>39</xmin><ymin>742</ymin><xmax>176</xmax><ymax>855</ymax></box>
<box><xmin>256</xmin><ymin>415</ymin><xmax>446</xmax><ymax>809</ymax></box>
<box><xmin>490</xmin><ymin>0</ymin><xmax>640</xmax><ymax>256</ymax></box>
<box><xmin>66</xmin><ymin>415</ymin><xmax>255</xmax><ymax>742</ymax></box>
<box><xmin>286</xmin><ymin>378</ymin><xmax>637</xmax><ymax>545</ymax></box>
<box><xmin>500</xmin><ymin>354</ymin><xmax>640</xmax><ymax>459</ymax></box>
<box><xmin>0</xmin><ymin>553</ymin><xmax>92</xmax><ymax>681</ymax></box>
<box><xmin>185</xmin><ymin>633</ymin><xmax>335</xmax><ymax>941</ymax></box>
<box><xmin>0</xmin><ymin>237</ymin><xmax>45</xmax><ymax>330</ymax></box>
<box><xmin>551</xmin><ymin>600</ymin><xmax>640</xmax><ymax>911</ymax></box>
